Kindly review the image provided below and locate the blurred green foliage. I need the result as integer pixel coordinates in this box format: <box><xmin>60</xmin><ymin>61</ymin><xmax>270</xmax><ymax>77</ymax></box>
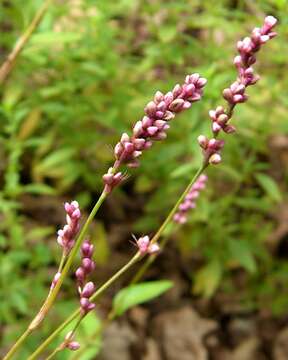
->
<box><xmin>1</xmin><ymin>0</ymin><xmax>288</xmax><ymax>358</ymax></box>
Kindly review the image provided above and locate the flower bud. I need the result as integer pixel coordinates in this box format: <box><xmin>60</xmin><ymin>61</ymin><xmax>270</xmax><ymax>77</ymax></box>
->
<box><xmin>197</xmin><ymin>135</ymin><xmax>208</xmax><ymax>149</ymax></box>
<box><xmin>144</xmin><ymin>101</ymin><xmax>157</xmax><ymax>117</ymax></box>
<box><xmin>81</xmin><ymin>282</ymin><xmax>95</xmax><ymax>298</ymax></box>
<box><xmin>209</xmin><ymin>153</ymin><xmax>222</xmax><ymax>165</ymax></box>
<box><xmin>67</xmin><ymin>341</ymin><xmax>80</xmax><ymax>351</ymax></box>
<box><xmin>148</xmin><ymin>243</ymin><xmax>160</xmax><ymax>255</ymax></box>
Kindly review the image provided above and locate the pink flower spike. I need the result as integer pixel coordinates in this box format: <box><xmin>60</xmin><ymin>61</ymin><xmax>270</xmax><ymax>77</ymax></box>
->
<box><xmin>174</xmin><ymin>175</ymin><xmax>208</xmax><ymax>224</ymax></box>
<box><xmin>108</xmin><ymin>73</ymin><xmax>206</xmax><ymax>177</ymax></box>
<box><xmin>57</xmin><ymin>201</ymin><xmax>81</xmax><ymax>255</ymax></box>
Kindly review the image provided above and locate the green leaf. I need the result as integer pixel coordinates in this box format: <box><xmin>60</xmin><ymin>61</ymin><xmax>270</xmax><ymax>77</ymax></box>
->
<box><xmin>34</xmin><ymin>148</ymin><xmax>75</xmax><ymax>177</ymax></box>
<box><xmin>255</xmin><ymin>173</ymin><xmax>282</xmax><ymax>203</ymax></box>
<box><xmin>112</xmin><ymin>280</ymin><xmax>173</xmax><ymax>316</ymax></box>
<box><xmin>228</xmin><ymin>240</ymin><xmax>257</xmax><ymax>273</ymax></box>
<box><xmin>193</xmin><ymin>260</ymin><xmax>222</xmax><ymax>298</ymax></box>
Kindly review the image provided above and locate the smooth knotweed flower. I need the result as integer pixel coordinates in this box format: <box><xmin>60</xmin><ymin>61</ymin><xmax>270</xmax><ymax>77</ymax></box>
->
<box><xmin>57</xmin><ymin>201</ymin><xmax>81</xmax><ymax>255</ymax></box>
<box><xmin>103</xmin><ymin>74</ymin><xmax>207</xmax><ymax>193</ymax></box>
<box><xmin>60</xmin><ymin>331</ymin><xmax>80</xmax><ymax>352</ymax></box>
<box><xmin>199</xmin><ymin>16</ymin><xmax>277</xmax><ymax>165</ymax></box>
<box><xmin>174</xmin><ymin>174</ymin><xmax>208</xmax><ymax>224</ymax></box>
<box><xmin>134</xmin><ymin>235</ymin><xmax>160</xmax><ymax>255</ymax></box>
<box><xmin>75</xmin><ymin>240</ymin><xmax>96</xmax><ymax>315</ymax></box>
<box><xmin>197</xmin><ymin>136</ymin><xmax>225</xmax><ymax>165</ymax></box>
<box><xmin>49</xmin><ymin>201</ymin><xmax>81</xmax><ymax>291</ymax></box>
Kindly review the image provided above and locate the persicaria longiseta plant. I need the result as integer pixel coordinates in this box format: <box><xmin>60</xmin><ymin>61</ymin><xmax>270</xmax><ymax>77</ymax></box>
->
<box><xmin>3</xmin><ymin>15</ymin><xmax>278</xmax><ymax>360</ymax></box>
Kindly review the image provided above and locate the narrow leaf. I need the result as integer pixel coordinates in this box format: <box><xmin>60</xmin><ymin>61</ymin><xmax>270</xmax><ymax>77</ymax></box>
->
<box><xmin>113</xmin><ymin>280</ymin><xmax>173</xmax><ymax>316</ymax></box>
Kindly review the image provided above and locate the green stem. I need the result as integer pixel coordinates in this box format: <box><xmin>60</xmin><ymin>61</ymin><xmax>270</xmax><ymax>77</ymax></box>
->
<box><xmin>58</xmin><ymin>254</ymin><xmax>66</xmax><ymax>273</ymax></box>
<box><xmin>151</xmin><ymin>164</ymin><xmax>206</xmax><ymax>245</ymax></box>
<box><xmin>3</xmin><ymin>191</ymin><xmax>107</xmax><ymax>360</ymax></box>
<box><xmin>45</xmin><ymin>315</ymin><xmax>83</xmax><ymax>360</ymax></box>
<box><xmin>131</xmin><ymin>164</ymin><xmax>206</xmax><ymax>284</ymax></box>
<box><xmin>70</xmin><ymin>316</ymin><xmax>111</xmax><ymax>360</ymax></box>
<box><xmin>130</xmin><ymin>224</ymin><xmax>180</xmax><ymax>284</ymax></box>
<box><xmin>2</xmin><ymin>328</ymin><xmax>33</xmax><ymax>360</ymax></box>
<box><xmin>45</xmin><ymin>347</ymin><xmax>60</xmax><ymax>360</ymax></box>
<box><xmin>28</xmin><ymin>252</ymin><xmax>142</xmax><ymax>360</ymax></box>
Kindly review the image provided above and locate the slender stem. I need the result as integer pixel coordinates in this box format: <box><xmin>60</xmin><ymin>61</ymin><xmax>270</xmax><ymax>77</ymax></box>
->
<box><xmin>2</xmin><ymin>328</ymin><xmax>33</xmax><ymax>360</ymax></box>
<box><xmin>131</xmin><ymin>223</ymin><xmax>180</xmax><ymax>284</ymax></box>
<box><xmin>58</xmin><ymin>253</ymin><xmax>66</xmax><ymax>272</ymax></box>
<box><xmin>0</xmin><ymin>0</ymin><xmax>52</xmax><ymax>85</ymax></box>
<box><xmin>28</xmin><ymin>312</ymin><xmax>79</xmax><ymax>360</ymax></box>
<box><xmin>131</xmin><ymin>165</ymin><xmax>205</xmax><ymax>284</ymax></box>
<box><xmin>28</xmin><ymin>252</ymin><xmax>142</xmax><ymax>360</ymax></box>
<box><xmin>150</xmin><ymin>163</ymin><xmax>206</xmax><ymax>245</ymax></box>
<box><xmin>70</xmin><ymin>317</ymin><xmax>111</xmax><ymax>360</ymax></box>
<box><xmin>44</xmin><ymin>315</ymin><xmax>83</xmax><ymax>360</ymax></box>
<box><xmin>4</xmin><ymin>191</ymin><xmax>107</xmax><ymax>360</ymax></box>
<box><xmin>45</xmin><ymin>347</ymin><xmax>60</xmax><ymax>360</ymax></box>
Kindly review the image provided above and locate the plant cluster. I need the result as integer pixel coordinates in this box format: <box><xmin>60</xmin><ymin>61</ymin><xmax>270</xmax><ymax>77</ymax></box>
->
<box><xmin>1</xmin><ymin>1</ymin><xmax>288</xmax><ymax>359</ymax></box>
<box><xmin>1</xmin><ymin>13</ymin><xmax>279</xmax><ymax>359</ymax></box>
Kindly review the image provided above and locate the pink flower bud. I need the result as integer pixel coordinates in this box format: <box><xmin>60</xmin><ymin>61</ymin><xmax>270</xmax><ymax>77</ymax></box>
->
<box><xmin>75</xmin><ymin>267</ymin><xmax>85</xmax><ymax>283</ymax></box>
<box><xmin>81</xmin><ymin>282</ymin><xmax>95</xmax><ymax>298</ymax></box>
<box><xmin>133</xmin><ymin>138</ymin><xmax>146</xmax><ymax>150</ymax></box>
<box><xmin>124</xmin><ymin>142</ymin><xmax>134</xmax><ymax>153</ymax></box>
<box><xmin>120</xmin><ymin>133</ymin><xmax>130</xmax><ymax>143</ymax></box>
<box><xmin>197</xmin><ymin>135</ymin><xmax>208</xmax><ymax>148</ymax></box>
<box><xmin>172</xmin><ymin>84</ymin><xmax>182</xmax><ymax>97</ymax></box>
<box><xmin>67</xmin><ymin>341</ymin><xmax>80</xmax><ymax>351</ymax></box>
<box><xmin>141</xmin><ymin>116</ymin><xmax>153</xmax><ymax>128</ymax></box>
<box><xmin>133</xmin><ymin>121</ymin><xmax>143</xmax><ymax>136</ymax></box>
<box><xmin>223</xmin><ymin>88</ymin><xmax>233</xmax><ymax>102</ymax></box>
<box><xmin>154</xmin><ymin>120</ymin><xmax>166</xmax><ymax>129</ymax></box>
<box><xmin>154</xmin><ymin>131</ymin><xmax>167</xmax><ymax>140</ymax></box>
<box><xmin>209</xmin><ymin>153</ymin><xmax>222</xmax><ymax>165</ymax></box>
<box><xmin>169</xmin><ymin>99</ymin><xmax>185</xmax><ymax>112</ymax></box>
<box><xmin>197</xmin><ymin>77</ymin><xmax>208</xmax><ymax>87</ymax></box>
<box><xmin>82</xmin><ymin>258</ymin><xmax>95</xmax><ymax>273</ymax></box>
<box><xmin>81</xmin><ymin>240</ymin><xmax>94</xmax><ymax>258</ymax></box>
<box><xmin>154</xmin><ymin>90</ymin><xmax>164</xmax><ymax>103</ymax></box>
<box><xmin>144</xmin><ymin>101</ymin><xmax>157</xmax><ymax>116</ymax></box>
<box><xmin>163</xmin><ymin>111</ymin><xmax>175</xmax><ymax>121</ymax></box>
<box><xmin>148</xmin><ymin>243</ymin><xmax>160</xmax><ymax>255</ymax></box>
<box><xmin>264</xmin><ymin>15</ymin><xmax>277</xmax><ymax>30</ymax></box>
<box><xmin>114</xmin><ymin>142</ymin><xmax>123</xmax><ymax>158</ymax></box>
<box><xmin>147</xmin><ymin>126</ymin><xmax>158</xmax><ymax>136</ymax></box>
<box><xmin>212</xmin><ymin>122</ymin><xmax>222</xmax><ymax>133</ymax></box>
<box><xmin>137</xmin><ymin>235</ymin><xmax>150</xmax><ymax>255</ymax></box>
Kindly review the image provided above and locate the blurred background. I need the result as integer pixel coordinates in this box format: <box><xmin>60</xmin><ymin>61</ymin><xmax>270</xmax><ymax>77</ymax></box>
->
<box><xmin>0</xmin><ymin>0</ymin><xmax>288</xmax><ymax>359</ymax></box>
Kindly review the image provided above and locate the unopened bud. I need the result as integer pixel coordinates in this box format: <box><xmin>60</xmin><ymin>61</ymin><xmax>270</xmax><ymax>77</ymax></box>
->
<box><xmin>209</xmin><ymin>153</ymin><xmax>222</xmax><ymax>165</ymax></box>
